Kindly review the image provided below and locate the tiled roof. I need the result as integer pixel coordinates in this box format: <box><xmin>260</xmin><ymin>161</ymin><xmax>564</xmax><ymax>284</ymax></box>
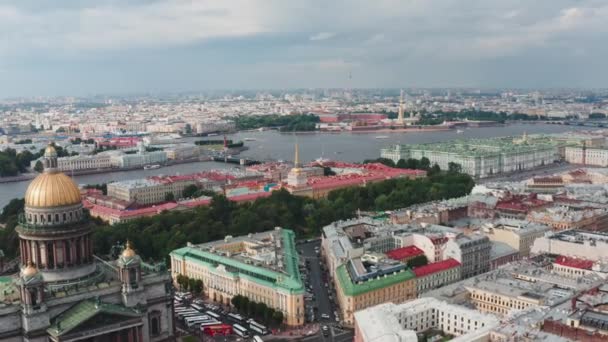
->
<box><xmin>555</xmin><ymin>255</ymin><xmax>593</xmax><ymax>270</ymax></box>
<box><xmin>386</xmin><ymin>246</ymin><xmax>424</xmax><ymax>260</ymax></box>
<box><xmin>413</xmin><ymin>258</ymin><xmax>461</xmax><ymax>277</ymax></box>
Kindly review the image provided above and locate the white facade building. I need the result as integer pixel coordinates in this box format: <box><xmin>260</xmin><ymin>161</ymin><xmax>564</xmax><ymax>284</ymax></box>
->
<box><xmin>380</xmin><ymin>136</ymin><xmax>560</xmax><ymax>178</ymax></box>
<box><xmin>354</xmin><ymin>298</ymin><xmax>499</xmax><ymax>342</ymax></box>
<box><xmin>564</xmin><ymin>146</ymin><xmax>608</xmax><ymax>166</ymax></box>
<box><xmin>531</xmin><ymin>230</ymin><xmax>608</xmax><ymax>262</ymax></box>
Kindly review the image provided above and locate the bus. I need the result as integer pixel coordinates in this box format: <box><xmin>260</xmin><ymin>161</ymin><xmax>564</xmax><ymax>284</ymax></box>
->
<box><xmin>227</xmin><ymin>313</ymin><xmax>245</xmax><ymax>324</ymax></box>
<box><xmin>190</xmin><ymin>303</ymin><xmax>205</xmax><ymax>312</ymax></box>
<box><xmin>177</xmin><ymin>311</ymin><xmax>200</xmax><ymax>320</ymax></box>
<box><xmin>232</xmin><ymin>323</ymin><xmax>249</xmax><ymax>338</ymax></box>
<box><xmin>185</xmin><ymin>316</ymin><xmax>212</xmax><ymax>329</ymax></box>
<box><xmin>253</xmin><ymin>336</ymin><xmax>264</xmax><ymax>342</ymax></box>
<box><xmin>202</xmin><ymin>323</ymin><xmax>232</xmax><ymax>337</ymax></box>
<box><xmin>200</xmin><ymin>320</ymin><xmax>221</xmax><ymax>328</ymax></box>
<box><xmin>249</xmin><ymin>320</ymin><xmax>269</xmax><ymax>335</ymax></box>
<box><xmin>205</xmin><ymin>311</ymin><xmax>221</xmax><ymax>320</ymax></box>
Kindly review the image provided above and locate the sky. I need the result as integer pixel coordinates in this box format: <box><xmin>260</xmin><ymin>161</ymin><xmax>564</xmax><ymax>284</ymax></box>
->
<box><xmin>0</xmin><ymin>0</ymin><xmax>607</xmax><ymax>97</ymax></box>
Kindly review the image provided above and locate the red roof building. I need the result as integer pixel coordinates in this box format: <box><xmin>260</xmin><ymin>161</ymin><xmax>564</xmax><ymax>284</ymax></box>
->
<box><xmin>413</xmin><ymin>258</ymin><xmax>462</xmax><ymax>293</ymax></box>
<box><xmin>386</xmin><ymin>246</ymin><xmax>424</xmax><ymax>262</ymax></box>
<box><xmin>554</xmin><ymin>256</ymin><xmax>594</xmax><ymax>270</ymax></box>
<box><xmin>413</xmin><ymin>258</ymin><xmax>461</xmax><ymax>277</ymax></box>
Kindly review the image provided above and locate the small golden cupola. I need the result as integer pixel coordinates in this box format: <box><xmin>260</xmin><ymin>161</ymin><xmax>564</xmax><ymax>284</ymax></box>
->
<box><xmin>24</xmin><ymin>143</ymin><xmax>81</xmax><ymax>208</ymax></box>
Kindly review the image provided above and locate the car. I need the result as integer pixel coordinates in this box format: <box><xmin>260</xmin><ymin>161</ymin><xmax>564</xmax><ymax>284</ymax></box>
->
<box><xmin>321</xmin><ymin>314</ymin><xmax>330</xmax><ymax>319</ymax></box>
<box><xmin>322</xmin><ymin>325</ymin><xmax>329</xmax><ymax>331</ymax></box>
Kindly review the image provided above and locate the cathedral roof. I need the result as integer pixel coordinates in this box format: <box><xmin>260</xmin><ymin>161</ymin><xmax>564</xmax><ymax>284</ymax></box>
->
<box><xmin>24</xmin><ymin>171</ymin><xmax>81</xmax><ymax>208</ymax></box>
<box><xmin>47</xmin><ymin>299</ymin><xmax>141</xmax><ymax>338</ymax></box>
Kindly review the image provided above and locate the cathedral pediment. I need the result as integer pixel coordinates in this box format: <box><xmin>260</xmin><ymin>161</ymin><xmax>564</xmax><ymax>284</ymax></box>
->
<box><xmin>47</xmin><ymin>299</ymin><xmax>142</xmax><ymax>339</ymax></box>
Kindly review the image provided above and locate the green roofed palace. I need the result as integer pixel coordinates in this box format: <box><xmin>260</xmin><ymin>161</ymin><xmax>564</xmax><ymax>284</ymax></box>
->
<box><xmin>381</xmin><ymin>134</ymin><xmax>563</xmax><ymax>178</ymax></box>
<box><xmin>170</xmin><ymin>227</ymin><xmax>305</xmax><ymax>326</ymax></box>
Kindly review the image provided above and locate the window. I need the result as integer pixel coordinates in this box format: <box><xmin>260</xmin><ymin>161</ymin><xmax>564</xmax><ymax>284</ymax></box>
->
<box><xmin>149</xmin><ymin>313</ymin><xmax>161</xmax><ymax>336</ymax></box>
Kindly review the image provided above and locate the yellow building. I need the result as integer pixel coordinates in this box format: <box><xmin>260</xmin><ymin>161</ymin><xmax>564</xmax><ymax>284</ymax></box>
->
<box><xmin>335</xmin><ymin>261</ymin><xmax>416</xmax><ymax>326</ymax></box>
<box><xmin>169</xmin><ymin>228</ymin><xmax>305</xmax><ymax>326</ymax></box>
<box><xmin>465</xmin><ymin>283</ymin><xmax>544</xmax><ymax>317</ymax></box>
<box><xmin>483</xmin><ymin>220</ymin><xmax>549</xmax><ymax>258</ymax></box>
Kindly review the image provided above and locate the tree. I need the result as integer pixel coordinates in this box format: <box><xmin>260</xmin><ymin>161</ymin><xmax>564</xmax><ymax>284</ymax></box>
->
<box><xmin>405</xmin><ymin>158</ymin><xmax>419</xmax><ymax>169</ymax></box>
<box><xmin>231</xmin><ymin>295</ymin><xmax>243</xmax><ymax>310</ymax></box>
<box><xmin>34</xmin><ymin>160</ymin><xmax>44</xmax><ymax>173</ymax></box>
<box><xmin>191</xmin><ymin>279</ymin><xmax>203</xmax><ymax>295</ymax></box>
<box><xmin>448</xmin><ymin>162</ymin><xmax>462</xmax><ymax>174</ymax></box>
<box><xmin>419</xmin><ymin>157</ymin><xmax>431</xmax><ymax>171</ymax></box>
<box><xmin>176</xmin><ymin>274</ymin><xmax>189</xmax><ymax>291</ymax></box>
<box><xmin>165</xmin><ymin>192</ymin><xmax>175</xmax><ymax>202</ymax></box>
<box><xmin>183</xmin><ymin>185</ymin><xmax>199</xmax><ymax>198</ymax></box>
<box><xmin>246</xmin><ymin>300</ymin><xmax>256</xmax><ymax>316</ymax></box>
<box><xmin>184</xmin><ymin>123</ymin><xmax>192</xmax><ymax>134</ymax></box>
<box><xmin>323</xmin><ymin>167</ymin><xmax>336</xmax><ymax>176</ymax></box>
<box><xmin>396</xmin><ymin>159</ymin><xmax>407</xmax><ymax>169</ymax></box>
<box><xmin>272</xmin><ymin>311</ymin><xmax>284</xmax><ymax>326</ymax></box>
<box><xmin>408</xmin><ymin>255</ymin><xmax>429</xmax><ymax>268</ymax></box>
<box><xmin>56</xmin><ymin>127</ymin><xmax>66</xmax><ymax>133</ymax></box>
<box><xmin>429</xmin><ymin>164</ymin><xmax>441</xmax><ymax>176</ymax></box>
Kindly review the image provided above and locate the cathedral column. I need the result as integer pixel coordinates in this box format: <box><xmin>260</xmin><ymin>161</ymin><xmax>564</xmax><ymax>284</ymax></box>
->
<box><xmin>53</xmin><ymin>242</ymin><xmax>58</xmax><ymax>269</ymax></box>
<box><xmin>35</xmin><ymin>241</ymin><xmax>41</xmax><ymax>267</ymax></box>
<box><xmin>78</xmin><ymin>236</ymin><xmax>86</xmax><ymax>264</ymax></box>
<box><xmin>87</xmin><ymin>236</ymin><xmax>93</xmax><ymax>261</ymax></box>
<box><xmin>70</xmin><ymin>239</ymin><xmax>76</xmax><ymax>266</ymax></box>
<box><xmin>82</xmin><ymin>237</ymin><xmax>87</xmax><ymax>263</ymax></box>
<box><xmin>20</xmin><ymin>240</ymin><xmax>26</xmax><ymax>264</ymax></box>
<box><xmin>127</xmin><ymin>327</ymin><xmax>134</xmax><ymax>342</ymax></box>
<box><xmin>74</xmin><ymin>237</ymin><xmax>80</xmax><ymax>264</ymax></box>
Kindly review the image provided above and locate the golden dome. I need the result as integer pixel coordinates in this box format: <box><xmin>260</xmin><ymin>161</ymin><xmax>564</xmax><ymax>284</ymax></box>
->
<box><xmin>22</xmin><ymin>262</ymin><xmax>38</xmax><ymax>277</ymax></box>
<box><xmin>45</xmin><ymin>144</ymin><xmax>58</xmax><ymax>157</ymax></box>
<box><xmin>24</xmin><ymin>172</ymin><xmax>81</xmax><ymax>208</ymax></box>
<box><xmin>122</xmin><ymin>241</ymin><xmax>136</xmax><ymax>258</ymax></box>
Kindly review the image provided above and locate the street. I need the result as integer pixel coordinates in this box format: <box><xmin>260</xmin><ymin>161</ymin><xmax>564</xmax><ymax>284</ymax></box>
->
<box><xmin>295</xmin><ymin>240</ymin><xmax>354</xmax><ymax>342</ymax></box>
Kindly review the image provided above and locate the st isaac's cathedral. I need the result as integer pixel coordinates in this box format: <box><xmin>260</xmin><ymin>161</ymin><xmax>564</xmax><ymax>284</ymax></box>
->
<box><xmin>0</xmin><ymin>144</ymin><xmax>174</xmax><ymax>341</ymax></box>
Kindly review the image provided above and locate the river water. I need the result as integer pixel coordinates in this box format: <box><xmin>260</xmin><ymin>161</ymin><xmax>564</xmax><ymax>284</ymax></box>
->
<box><xmin>0</xmin><ymin>123</ymin><xmax>593</xmax><ymax>208</ymax></box>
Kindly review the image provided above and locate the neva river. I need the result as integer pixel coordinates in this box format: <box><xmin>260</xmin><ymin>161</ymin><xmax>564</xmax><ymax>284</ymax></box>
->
<box><xmin>0</xmin><ymin>123</ymin><xmax>593</xmax><ymax>209</ymax></box>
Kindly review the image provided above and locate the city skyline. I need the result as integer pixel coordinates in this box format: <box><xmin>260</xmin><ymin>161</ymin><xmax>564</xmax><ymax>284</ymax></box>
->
<box><xmin>1</xmin><ymin>0</ymin><xmax>607</xmax><ymax>97</ymax></box>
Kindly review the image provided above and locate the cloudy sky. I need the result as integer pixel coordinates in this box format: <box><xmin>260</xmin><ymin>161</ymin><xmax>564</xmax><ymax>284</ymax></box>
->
<box><xmin>1</xmin><ymin>0</ymin><xmax>607</xmax><ymax>97</ymax></box>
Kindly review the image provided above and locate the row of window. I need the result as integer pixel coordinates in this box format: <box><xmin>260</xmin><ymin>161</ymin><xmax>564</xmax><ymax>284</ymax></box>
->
<box><xmin>26</xmin><ymin>210</ymin><xmax>82</xmax><ymax>225</ymax></box>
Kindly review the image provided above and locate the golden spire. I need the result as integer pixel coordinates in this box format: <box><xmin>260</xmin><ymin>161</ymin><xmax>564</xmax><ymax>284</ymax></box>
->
<box><xmin>122</xmin><ymin>240</ymin><xmax>136</xmax><ymax>258</ymax></box>
<box><xmin>397</xmin><ymin>89</ymin><xmax>405</xmax><ymax>124</ymax></box>
<box><xmin>294</xmin><ymin>142</ymin><xmax>301</xmax><ymax>168</ymax></box>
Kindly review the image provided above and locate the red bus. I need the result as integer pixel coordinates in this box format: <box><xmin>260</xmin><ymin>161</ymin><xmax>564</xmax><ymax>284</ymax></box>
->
<box><xmin>201</xmin><ymin>323</ymin><xmax>232</xmax><ymax>336</ymax></box>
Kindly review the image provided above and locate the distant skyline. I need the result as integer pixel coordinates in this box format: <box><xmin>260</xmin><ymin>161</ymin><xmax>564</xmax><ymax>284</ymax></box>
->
<box><xmin>1</xmin><ymin>0</ymin><xmax>607</xmax><ymax>97</ymax></box>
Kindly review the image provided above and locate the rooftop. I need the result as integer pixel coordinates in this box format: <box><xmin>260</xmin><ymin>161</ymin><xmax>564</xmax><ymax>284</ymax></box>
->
<box><xmin>170</xmin><ymin>228</ymin><xmax>304</xmax><ymax>294</ymax></box>
<box><xmin>412</xmin><ymin>258</ymin><xmax>460</xmax><ymax>277</ymax></box>
<box><xmin>336</xmin><ymin>263</ymin><xmax>414</xmax><ymax>297</ymax></box>
<box><xmin>386</xmin><ymin>245</ymin><xmax>424</xmax><ymax>260</ymax></box>
<box><xmin>555</xmin><ymin>255</ymin><xmax>594</xmax><ymax>270</ymax></box>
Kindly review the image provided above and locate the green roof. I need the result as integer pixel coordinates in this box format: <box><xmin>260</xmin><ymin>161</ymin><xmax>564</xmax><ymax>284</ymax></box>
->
<box><xmin>47</xmin><ymin>299</ymin><xmax>141</xmax><ymax>337</ymax></box>
<box><xmin>170</xmin><ymin>229</ymin><xmax>304</xmax><ymax>294</ymax></box>
<box><xmin>383</xmin><ymin>135</ymin><xmax>562</xmax><ymax>158</ymax></box>
<box><xmin>336</xmin><ymin>264</ymin><xmax>414</xmax><ymax>297</ymax></box>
